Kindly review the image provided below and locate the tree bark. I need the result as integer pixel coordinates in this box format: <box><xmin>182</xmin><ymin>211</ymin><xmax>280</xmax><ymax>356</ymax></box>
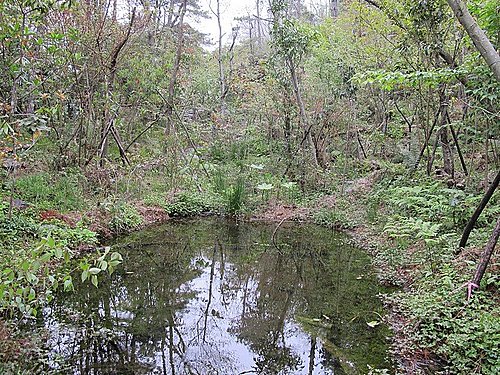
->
<box><xmin>446</xmin><ymin>0</ymin><xmax>500</xmax><ymax>81</ymax></box>
<box><xmin>165</xmin><ymin>0</ymin><xmax>187</xmax><ymax>136</ymax></box>
<box><xmin>287</xmin><ymin>57</ymin><xmax>319</xmax><ymax>168</ymax></box>
<box><xmin>458</xmin><ymin>169</ymin><xmax>500</xmax><ymax>251</ymax></box>
<box><xmin>468</xmin><ymin>217</ymin><xmax>500</xmax><ymax>299</ymax></box>
<box><xmin>440</xmin><ymin>126</ymin><xmax>454</xmax><ymax>179</ymax></box>
<box><xmin>100</xmin><ymin>8</ymin><xmax>136</xmax><ymax>166</ymax></box>
<box><xmin>330</xmin><ymin>0</ymin><xmax>339</xmax><ymax>18</ymax></box>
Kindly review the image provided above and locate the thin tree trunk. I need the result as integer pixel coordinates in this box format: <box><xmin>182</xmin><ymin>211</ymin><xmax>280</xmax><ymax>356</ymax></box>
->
<box><xmin>256</xmin><ymin>0</ymin><xmax>262</xmax><ymax>49</ymax></box>
<box><xmin>287</xmin><ymin>57</ymin><xmax>319</xmax><ymax>168</ymax></box>
<box><xmin>413</xmin><ymin>106</ymin><xmax>441</xmax><ymax>173</ymax></box>
<box><xmin>99</xmin><ymin>8</ymin><xmax>136</xmax><ymax>166</ymax></box>
<box><xmin>448</xmin><ymin>120</ymin><xmax>468</xmax><ymax>176</ymax></box>
<box><xmin>217</xmin><ymin>0</ymin><xmax>226</xmax><ymax>121</ymax></box>
<box><xmin>439</xmin><ymin>93</ymin><xmax>454</xmax><ymax>178</ymax></box>
<box><xmin>330</xmin><ymin>0</ymin><xmax>339</xmax><ymax>17</ymax></box>
<box><xmin>428</xmin><ymin>132</ymin><xmax>439</xmax><ymax>176</ymax></box>
<box><xmin>165</xmin><ymin>0</ymin><xmax>187</xmax><ymax>136</ymax></box>
<box><xmin>468</xmin><ymin>217</ymin><xmax>500</xmax><ymax>299</ymax></box>
<box><xmin>440</xmin><ymin>126</ymin><xmax>454</xmax><ymax>179</ymax></box>
<box><xmin>458</xmin><ymin>169</ymin><xmax>500</xmax><ymax>251</ymax></box>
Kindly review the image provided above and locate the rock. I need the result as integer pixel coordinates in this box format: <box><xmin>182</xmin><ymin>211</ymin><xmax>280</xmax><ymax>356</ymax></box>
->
<box><xmin>11</xmin><ymin>198</ymin><xmax>30</xmax><ymax>209</ymax></box>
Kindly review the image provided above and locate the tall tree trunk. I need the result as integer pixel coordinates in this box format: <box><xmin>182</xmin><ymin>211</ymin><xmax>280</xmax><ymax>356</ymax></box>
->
<box><xmin>330</xmin><ymin>0</ymin><xmax>339</xmax><ymax>18</ymax></box>
<box><xmin>446</xmin><ymin>0</ymin><xmax>500</xmax><ymax>81</ymax></box>
<box><xmin>440</xmin><ymin>126</ymin><xmax>454</xmax><ymax>179</ymax></box>
<box><xmin>165</xmin><ymin>0</ymin><xmax>187</xmax><ymax>136</ymax></box>
<box><xmin>287</xmin><ymin>57</ymin><xmax>319</xmax><ymax>169</ymax></box>
<box><xmin>256</xmin><ymin>0</ymin><xmax>262</xmax><ymax>49</ymax></box>
<box><xmin>438</xmin><ymin>92</ymin><xmax>454</xmax><ymax>178</ymax></box>
<box><xmin>99</xmin><ymin>8</ymin><xmax>136</xmax><ymax>166</ymax></box>
<box><xmin>216</xmin><ymin>0</ymin><xmax>226</xmax><ymax>123</ymax></box>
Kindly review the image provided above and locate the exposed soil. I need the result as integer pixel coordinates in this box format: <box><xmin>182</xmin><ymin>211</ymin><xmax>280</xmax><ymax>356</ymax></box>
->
<box><xmin>251</xmin><ymin>199</ymin><xmax>310</xmax><ymax>222</ymax></box>
<box><xmin>39</xmin><ymin>202</ymin><xmax>170</xmax><ymax>240</ymax></box>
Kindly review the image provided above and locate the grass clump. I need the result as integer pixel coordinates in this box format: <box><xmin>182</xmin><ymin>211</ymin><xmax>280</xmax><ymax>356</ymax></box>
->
<box><xmin>14</xmin><ymin>171</ymin><xmax>85</xmax><ymax>212</ymax></box>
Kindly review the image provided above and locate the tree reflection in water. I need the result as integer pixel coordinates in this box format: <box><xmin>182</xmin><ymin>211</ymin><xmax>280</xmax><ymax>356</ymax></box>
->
<box><xmin>41</xmin><ymin>218</ymin><xmax>391</xmax><ymax>374</ymax></box>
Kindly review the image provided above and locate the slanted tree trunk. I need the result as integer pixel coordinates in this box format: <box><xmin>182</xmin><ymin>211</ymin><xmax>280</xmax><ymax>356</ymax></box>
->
<box><xmin>458</xmin><ymin>169</ymin><xmax>500</xmax><ymax>251</ymax></box>
<box><xmin>468</xmin><ymin>217</ymin><xmax>500</xmax><ymax>299</ymax></box>
<box><xmin>446</xmin><ymin>0</ymin><xmax>500</xmax><ymax>81</ymax></box>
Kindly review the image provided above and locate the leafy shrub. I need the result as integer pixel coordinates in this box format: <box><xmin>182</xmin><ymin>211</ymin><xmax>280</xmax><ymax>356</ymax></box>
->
<box><xmin>382</xmin><ymin>180</ymin><xmax>500</xmax><ymax>232</ymax></box>
<box><xmin>313</xmin><ymin>208</ymin><xmax>352</xmax><ymax>229</ymax></box>
<box><xmin>0</xmin><ymin>210</ymin><xmax>39</xmax><ymax>244</ymax></box>
<box><xmin>143</xmin><ymin>192</ymin><xmax>167</xmax><ymax>208</ymax></box>
<box><xmin>279</xmin><ymin>181</ymin><xmax>302</xmax><ymax>204</ymax></box>
<box><xmin>38</xmin><ymin>222</ymin><xmax>98</xmax><ymax>248</ymax></box>
<box><xmin>165</xmin><ymin>192</ymin><xmax>215</xmax><ymax>217</ymax></box>
<box><xmin>109</xmin><ymin>203</ymin><xmax>143</xmax><ymax>233</ymax></box>
<box><xmin>388</xmin><ymin>270</ymin><xmax>500</xmax><ymax>374</ymax></box>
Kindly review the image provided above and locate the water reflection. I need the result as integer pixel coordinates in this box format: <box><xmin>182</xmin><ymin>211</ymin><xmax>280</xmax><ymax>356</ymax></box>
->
<box><xmin>42</xmin><ymin>219</ymin><xmax>390</xmax><ymax>374</ymax></box>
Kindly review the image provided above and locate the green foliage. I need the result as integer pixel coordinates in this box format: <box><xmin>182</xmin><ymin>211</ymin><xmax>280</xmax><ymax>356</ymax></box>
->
<box><xmin>80</xmin><ymin>247</ymin><xmax>122</xmax><ymax>288</ymax></box>
<box><xmin>38</xmin><ymin>222</ymin><xmax>98</xmax><ymax>248</ymax></box>
<box><xmin>225</xmin><ymin>177</ymin><xmax>246</xmax><ymax>215</ymax></box>
<box><xmin>470</xmin><ymin>0</ymin><xmax>500</xmax><ymax>38</ymax></box>
<box><xmin>143</xmin><ymin>192</ymin><xmax>167</xmax><ymax>208</ymax></box>
<box><xmin>108</xmin><ymin>203</ymin><xmax>143</xmax><ymax>233</ymax></box>
<box><xmin>14</xmin><ymin>172</ymin><xmax>85</xmax><ymax>212</ymax></box>
<box><xmin>356</xmin><ymin>68</ymin><xmax>467</xmax><ymax>90</ymax></box>
<box><xmin>0</xmin><ymin>230</ymin><xmax>120</xmax><ymax>317</ymax></box>
<box><xmin>313</xmin><ymin>208</ymin><xmax>352</xmax><ymax>229</ymax></box>
<box><xmin>0</xmin><ymin>211</ymin><xmax>39</xmax><ymax>244</ymax></box>
<box><xmin>279</xmin><ymin>181</ymin><xmax>302</xmax><ymax>204</ymax></box>
<box><xmin>383</xmin><ymin>216</ymin><xmax>442</xmax><ymax>245</ymax></box>
<box><xmin>372</xmin><ymin>175</ymin><xmax>500</xmax><ymax>370</ymax></box>
<box><xmin>387</xmin><ymin>267</ymin><xmax>500</xmax><ymax>374</ymax></box>
<box><xmin>0</xmin><ymin>189</ymin><xmax>121</xmax><ymax>319</ymax></box>
<box><xmin>166</xmin><ymin>191</ymin><xmax>214</xmax><ymax>217</ymax></box>
<box><xmin>379</xmin><ymin>179</ymin><xmax>500</xmax><ymax>244</ymax></box>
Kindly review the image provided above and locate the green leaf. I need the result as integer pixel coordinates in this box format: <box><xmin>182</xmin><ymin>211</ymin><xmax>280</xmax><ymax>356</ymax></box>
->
<box><xmin>28</xmin><ymin>288</ymin><xmax>36</xmax><ymax>301</ymax></box>
<box><xmin>256</xmin><ymin>183</ymin><xmax>273</xmax><ymax>190</ymax></box>
<box><xmin>63</xmin><ymin>278</ymin><xmax>73</xmax><ymax>291</ymax></box>
<box><xmin>47</xmin><ymin>236</ymin><xmax>56</xmax><ymax>248</ymax></box>
<box><xmin>367</xmin><ymin>320</ymin><xmax>380</xmax><ymax>328</ymax></box>
<box><xmin>91</xmin><ymin>275</ymin><xmax>98</xmax><ymax>287</ymax></box>
<box><xmin>81</xmin><ymin>270</ymin><xmax>89</xmax><ymax>282</ymax></box>
<box><xmin>89</xmin><ymin>267</ymin><xmax>101</xmax><ymax>275</ymax></box>
<box><xmin>111</xmin><ymin>252</ymin><xmax>123</xmax><ymax>262</ymax></box>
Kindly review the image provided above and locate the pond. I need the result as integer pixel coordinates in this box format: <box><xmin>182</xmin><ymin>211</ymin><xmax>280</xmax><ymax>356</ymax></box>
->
<box><xmin>42</xmin><ymin>218</ymin><xmax>391</xmax><ymax>374</ymax></box>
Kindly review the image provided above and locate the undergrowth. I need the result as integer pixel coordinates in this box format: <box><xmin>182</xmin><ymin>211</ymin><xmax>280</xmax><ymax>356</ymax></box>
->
<box><xmin>367</xmin><ymin>175</ymin><xmax>500</xmax><ymax>374</ymax></box>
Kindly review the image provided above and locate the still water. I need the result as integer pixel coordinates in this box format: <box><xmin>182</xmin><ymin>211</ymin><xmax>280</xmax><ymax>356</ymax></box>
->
<box><xmin>43</xmin><ymin>218</ymin><xmax>391</xmax><ymax>374</ymax></box>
